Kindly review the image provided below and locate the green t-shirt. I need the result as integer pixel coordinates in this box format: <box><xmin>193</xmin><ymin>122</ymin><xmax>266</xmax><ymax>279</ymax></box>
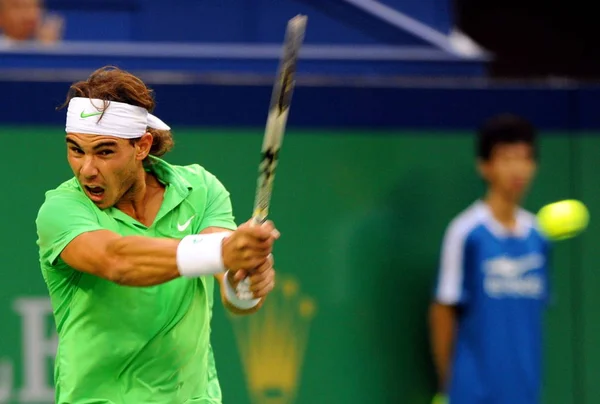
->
<box><xmin>35</xmin><ymin>157</ymin><xmax>236</xmax><ymax>404</ymax></box>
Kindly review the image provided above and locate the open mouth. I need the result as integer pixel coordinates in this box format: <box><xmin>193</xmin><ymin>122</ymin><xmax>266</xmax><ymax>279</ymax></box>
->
<box><xmin>84</xmin><ymin>185</ymin><xmax>105</xmax><ymax>201</ymax></box>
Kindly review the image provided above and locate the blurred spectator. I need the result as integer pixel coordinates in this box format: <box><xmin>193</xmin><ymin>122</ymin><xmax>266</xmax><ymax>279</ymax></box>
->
<box><xmin>0</xmin><ymin>0</ymin><xmax>63</xmax><ymax>45</ymax></box>
<box><xmin>429</xmin><ymin>114</ymin><xmax>550</xmax><ymax>404</ymax></box>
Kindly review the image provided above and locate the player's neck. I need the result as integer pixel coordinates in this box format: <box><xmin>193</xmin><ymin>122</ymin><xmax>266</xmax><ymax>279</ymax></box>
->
<box><xmin>484</xmin><ymin>190</ymin><xmax>519</xmax><ymax>229</ymax></box>
<box><xmin>115</xmin><ymin>170</ymin><xmax>164</xmax><ymax>226</ymax></box>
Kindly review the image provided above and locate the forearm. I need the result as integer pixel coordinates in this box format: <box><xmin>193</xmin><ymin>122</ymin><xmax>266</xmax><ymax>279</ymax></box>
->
<box><xmin>429</xmin><ymin>303</ymin><xmax>456</xmax><ymax>392</ymax></box>
<box><xmin>59</xmin><ymin>221</ymin><xmax>268</xmax><ymax>288</ymax></box>
<box><xmin>106</xmin><ymin>236</ymin><xmax>181</xmax><ymax>286</ymax></box>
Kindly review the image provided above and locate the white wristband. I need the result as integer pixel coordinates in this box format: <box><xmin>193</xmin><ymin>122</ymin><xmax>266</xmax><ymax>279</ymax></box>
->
<box><xmin>176</xmin><ymin>232</ymin><xmax>231</xmax><ymax>277</ymax></box>
<box><xmin>224</xmin><ymin>271</ymin><xmax>261</xmax><ymax>310</ymax></box>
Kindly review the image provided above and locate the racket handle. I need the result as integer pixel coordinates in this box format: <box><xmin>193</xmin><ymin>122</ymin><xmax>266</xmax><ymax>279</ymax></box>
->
<box><xmin>250</xmin><ymin>214</ymin><xmax>266</xmax><ymax>226</ymax></box>
<box><xmin>235</xmin><ymin>215</ymin><xmax>265</xmax><ymax>299</ymax></box>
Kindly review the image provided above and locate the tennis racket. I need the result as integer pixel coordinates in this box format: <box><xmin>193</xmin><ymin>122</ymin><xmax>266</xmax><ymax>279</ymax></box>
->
<box><xmin>236</xmin><ymin>15</ymin><xmax>308</xmax><ymax>300</ymax></box>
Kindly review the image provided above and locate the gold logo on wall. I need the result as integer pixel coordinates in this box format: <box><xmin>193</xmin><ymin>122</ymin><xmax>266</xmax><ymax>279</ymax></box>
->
<box><xmin>229</xmin><ymin>276</ymin><xmax>316</xmax><ymax>404</ymax></box>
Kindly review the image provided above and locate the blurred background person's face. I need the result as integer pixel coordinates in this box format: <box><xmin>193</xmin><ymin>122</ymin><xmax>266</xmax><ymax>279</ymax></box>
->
<box><xmin>0</xmin><ymin>0</ymin><xmax>42</xmax><ymax>41</ymax></box>
<box><xmin>479</xmin><ymin>142</ymin><xmax>537</xmax><ymax>202</ymax></box>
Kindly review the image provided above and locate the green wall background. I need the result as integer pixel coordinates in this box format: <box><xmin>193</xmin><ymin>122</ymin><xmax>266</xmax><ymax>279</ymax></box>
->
<box><xmin>0</xmin><ymin>127</ymin><xmax>594</xmax><ymax>404</ymax></box>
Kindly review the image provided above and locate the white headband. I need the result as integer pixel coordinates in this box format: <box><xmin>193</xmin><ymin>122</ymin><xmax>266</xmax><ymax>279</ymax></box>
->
<box><xmin>65</xmin><ymin>97</ymin><xmax>170</xmax><ymax>139</ymax></box>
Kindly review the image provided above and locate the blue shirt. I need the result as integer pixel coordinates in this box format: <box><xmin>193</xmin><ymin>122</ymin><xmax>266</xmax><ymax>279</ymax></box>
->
<box><xmin>435</xmin><ymin>201</ymin><xmax>551</xmax><ymax>404</ymax></box>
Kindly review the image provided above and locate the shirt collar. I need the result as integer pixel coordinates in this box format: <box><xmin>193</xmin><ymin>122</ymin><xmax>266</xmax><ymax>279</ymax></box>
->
<box><xmin>476</xmin><ymin>200</ymin><xmax>533</xmax><ymax>238</ymax></box>
<box><xmin>144</xmin><ymin>155</ymin><xmax>192</xmax><ymax>198</ymax></box>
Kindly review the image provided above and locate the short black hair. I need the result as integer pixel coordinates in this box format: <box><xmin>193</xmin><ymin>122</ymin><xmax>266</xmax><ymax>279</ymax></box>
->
<box><xmin>477</xmin><ymin>114</ymin><xmax>537</xmax><ymax>161</ymax></box>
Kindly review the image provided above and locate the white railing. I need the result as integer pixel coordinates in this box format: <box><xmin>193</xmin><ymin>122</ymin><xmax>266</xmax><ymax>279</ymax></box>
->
<box><xmin>0</xmin><ymin>40</ymin><xmax>487</xmax><ymax>61</ymax></box>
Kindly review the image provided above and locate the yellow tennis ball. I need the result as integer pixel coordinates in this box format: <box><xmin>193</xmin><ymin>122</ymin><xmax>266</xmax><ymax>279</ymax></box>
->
<box><xmin>537</xmin><ymin>199</ymin><xmax>589</xmax><ymax>240</ymax></box>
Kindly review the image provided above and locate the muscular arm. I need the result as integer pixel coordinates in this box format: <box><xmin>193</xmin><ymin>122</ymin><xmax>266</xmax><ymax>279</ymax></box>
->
<box><xmin>61</xmin><ymin>230</ymin><xmax>182</xmax><ymax>286</ymax></box>
<box><xmin>429</xmin><ymin>302</ymin><xmax>457</xmax><ymax>392</ymax></box>
<box><xmin>61</xmin><ymin>226</ymin><xmax>230</xmax><ymax>287</ymax></box>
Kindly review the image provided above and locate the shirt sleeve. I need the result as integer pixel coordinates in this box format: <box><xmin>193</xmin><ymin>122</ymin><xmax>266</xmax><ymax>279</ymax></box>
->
<box><xmin>434</xmin><ymin>219</ymin><xmax>471</xmax><ymax>305</ymax></box>
<box><xmin>36</xmin><ymin>190</ymin><xmax>104</xmax><ymax>267</ymax></box>
<box><xmin>197</xmin><ymin>171</ymin><xmax>237</xmax><ymax>232</ymax></box>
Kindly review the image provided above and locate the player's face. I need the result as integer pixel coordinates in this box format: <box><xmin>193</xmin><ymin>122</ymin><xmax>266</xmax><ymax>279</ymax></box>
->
<box><xmin>479</xmin><ymin>142</ymin><xmax>537</xmax><ymax>201</ymax></box>
<box><xmin>66</xmin><ymin>133</ymin><xmax>151</xmax><ymax>209</ymax></box>
<box><xmin>0</xmin><ymin>0</ymin><xmax>41</xmax><ymax>41</ymax></box>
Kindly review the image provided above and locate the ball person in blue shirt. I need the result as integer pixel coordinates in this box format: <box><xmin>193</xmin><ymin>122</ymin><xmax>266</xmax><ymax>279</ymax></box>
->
<box><xmin>429</xmin><ymin>114</ymin><xmax>551</xmax><ymax>404</ymax></box>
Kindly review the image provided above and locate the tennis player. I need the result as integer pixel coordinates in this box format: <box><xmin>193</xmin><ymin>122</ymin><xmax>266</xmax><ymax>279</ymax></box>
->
<box><xmin>429</xmin><ymin>114</ymin><xmax>551</xmax><ymax>404</ymax></box>
<box><xmin>35</xmin><ymin>66</ymin><xmax>278</xmax><ymax>403</ymax></box>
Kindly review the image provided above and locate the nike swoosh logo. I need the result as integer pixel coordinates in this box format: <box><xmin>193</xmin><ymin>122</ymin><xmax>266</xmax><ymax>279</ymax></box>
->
<box><xmin>80</xmin><ymin>111</ymin><xmax>102</xmax><ymax>118</ymax></box>
<box><xmin>177</xmin><ymin>215</ymin><xmax>195</xmax><ymax>232</ymax></box>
